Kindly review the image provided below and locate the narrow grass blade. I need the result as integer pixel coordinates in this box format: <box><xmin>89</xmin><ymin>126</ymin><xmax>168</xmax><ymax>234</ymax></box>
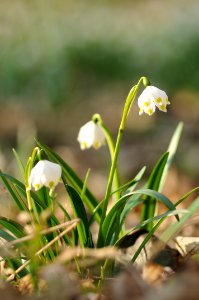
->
<box><xmin>131</xmin><ymin>192</ymin><xmax>199</xmax><ymax>262</ymax></box>
<box><xmin>101</xmin><ymin>187</ymin><xmax>177</xmax><ymax>247</ymax></box>
<box><xmin>0</xmin><ymin>217</ymin><xmax>25</xmax><ymax>239</ymax></box>
<box><xmin>160</xmin><ymin>196</ymin><xmax>199</xmax><ymax>243</ymax></box>
<box><xmin>159</xmin><ymin>122</ymin><xmax>183</xmax><ymax>191</ymax></box>
<box><xmin>0</xmin><ymin>172</ymin><xmax>27</xmax><ymax>211</ymax></box>
<box><xmin>12</xmin><ymin>148</ymin><xmax>25</xmax><ymax>180</ymax></box>
<box><xmin>64</xmin><ymin>184</ymin><xmax>94</xmax><ymax>248</ymax></box>
<box><xmin>116</xmin><ymin>209</ymin><xmax>187</xmax><ymax>248</ymax></box>
<box><xmin>110</xmin><ymin>166</ymin><xmax>146</xmax><ymax>196</ymax></box>
<box><xmin>141</xmin><ymin>152</ymin><xmax>169</xmax><ymax>229</ymax></box>
<box><xmin>0</xmin><ymin>229</ymin><xmax>16</xmax><ymax>242</ymax></box>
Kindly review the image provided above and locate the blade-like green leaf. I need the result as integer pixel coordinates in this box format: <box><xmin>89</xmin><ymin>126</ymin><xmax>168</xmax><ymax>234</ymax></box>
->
<box><xmin>119</xmin><ymin>188</ymin><xmax>178</xmax><ymax>221</ymax></box>
<box><xmin>110</xmin><ymin>166</ymin><xmax>146</xmax><ymax>197</ymax></box>
<box><xmin>160</xmin><ymin>196</ymin><xmax>199</xmax><ymax>243</ymax></box>
<box><xmin>101</xmin><ymin>188</ymin><xmax>178</xmax><ymax>247</ymax></box>
<box><xmin>101</xmin><ymin>197</ymin><xmax>127</xmax><ymax>246</ymax></box>
<box><xmin>12</xmin><ymin>148</ymin><xmax>25</xmax><ymax>180</ymax></box>
<box><xmin>36</xmin><ymin>140</ymin><xmax>101</xmax><ymax>222</ymax></box>
<box><xmin>131</xmin><ymin>192</ymin><xmax>199</xmax><ymax>262</ymax></box>
<box><xmin>134</xmin><ymin>189</ymin><xmax>179</xmax><ymax>219</ymax></box>
<box><xmin>0</xmin><ymin>172</ymin><xmax>44</xmax><ymax>213</ymax></box>
<box><xmin>100</xmin><ymin>167</ymin><xmax>146</xmax><ymax>246</ymax></box>
<box><xmin>57</xmin><ymin>202</ymin><xmax>77</xmax><ymax>246</ymax></box>
<box><xmin>0</xmin><ymin>173</ymin><xmax>71</xmax><ymax>245</ymax></box>
<box><xmin>119</xmin><ymin>167</ymin><xmax>147</xmax><ymax>227</ymax></box>
<box><xmin>64</xmin><ymin>184</ymin><xmax>94</xmax><ymax>248</ymax></box>
<box><xmin>0</xmin><ymin>172</ymin><xmax>27</xmax><ymax>211</ymax></box>
<box><xmin>120</xmin><ymin>194</ymin><xmax>143</xmax><ymax>227</ymax></box>
<box><xmin>141</xmin><ymin>152</ymin><xmax>169</xmax><ymax>229</ymax></box>
<box><xmin>116</xmin><ymin>209</ymin><xmax>187</xmax><ymax>248</ymax></box>
<box><xmin>0</xmin><ymin>217</ymin><xmax>25</xmax><ymax>239</ymax></box>
<box><xmin>174</xmin><ymin>186</ymin><xmax>199</xmax><ymax>207</ymax></box>
<box><xmin>0</xmin><ymin>229</ymin><xmax>16</xmax><ymax>242</ymax></box>
<box><xmin>159</xmin><ymin>122</ymin><xmax>183</xmax><ymax>191</ymax></box>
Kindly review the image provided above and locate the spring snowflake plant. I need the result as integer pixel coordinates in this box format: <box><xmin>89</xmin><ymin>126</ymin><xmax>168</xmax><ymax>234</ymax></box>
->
<box><xmin>0</xmin><ymin>76</ymin><xmax>199</xmax><ymax>287</ymax></box>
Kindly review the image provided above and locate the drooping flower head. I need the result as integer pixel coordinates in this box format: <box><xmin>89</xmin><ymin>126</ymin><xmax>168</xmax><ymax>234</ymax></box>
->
<box><xmin>138</xmin><ymin>86</ymin><xmax>170</xmax><ymax>116</ymax></box>
<box><xmin>77</xmin><ymin>120</ymin><xmax>105</xmax><ymax>150</ymax></box>
<box><xmin>29</xmin><ymin>160</ymin><xmax>62</xmax><ymax>191</ymax></box>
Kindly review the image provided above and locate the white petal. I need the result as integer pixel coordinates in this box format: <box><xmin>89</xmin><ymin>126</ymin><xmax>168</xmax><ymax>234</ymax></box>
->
<box><xmin>29</xmin><ymin>160</ymin><xmax>61</xmax><ymax>191</ymax></box>
<box><xmin>138</xmin><ymin>86</ymin><xmax>169</xmax><ymax>115</ymax></box>
<box><xmin>77</xmin><ymin>121</ymin><xmax>105</xmax><ymax>150</ymax></box>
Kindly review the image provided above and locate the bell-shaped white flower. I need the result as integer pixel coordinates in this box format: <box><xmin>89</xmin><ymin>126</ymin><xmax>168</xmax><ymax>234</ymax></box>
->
<box><xmin>138</xmin><ymin>86</ymin><xmax>170</xmax><ymax>116</ymax></box>
<box><xmin>29</xmin><ymin>160</ymin><xmax>62</xmax><ymax>191</ymax></box>
<box><xmin>77</xmin><ymin>120</ymin><xmax>105</xmax><ymax>150</ymax></box>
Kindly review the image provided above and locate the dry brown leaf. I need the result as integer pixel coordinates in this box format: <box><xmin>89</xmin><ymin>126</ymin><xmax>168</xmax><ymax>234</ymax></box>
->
<box><xmin>174</xmin><ymin>236</ymin><xmax>199</xmax><ymax>257</ymax></box>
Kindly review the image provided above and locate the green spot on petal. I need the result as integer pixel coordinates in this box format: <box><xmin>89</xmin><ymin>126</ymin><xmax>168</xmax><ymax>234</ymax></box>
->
<box><xmin>147</xmin><ymin>108</ymin><xmax>153</xmax><ymax>115</ymax></box>
<box><xmin>34</xmin><ymin>183</ymin><xmax>40</xmax><ymax>190</ymax></box>
<box><xmin>160</xmin><ymin>104</ymin><xmax>166</xmax><ymax>111</ymax></box>
<box><xmin>81</xmin><ymin>142</ymin><xmax>88</xmax><ymax>149</ymax></box>
<box><xmin>49</xmin><ymin>181</ymin><xmax>55</xmax><ymax>188</ymax></box>
<box><xmin>156</xmin><ymin>97</ymin><xmax>162</xmax><ymax>104</ymax></box>
<box><xmin>93</xmin><ymin>142</ymin><xmax>100</xmax><ymax>149</ymax></box>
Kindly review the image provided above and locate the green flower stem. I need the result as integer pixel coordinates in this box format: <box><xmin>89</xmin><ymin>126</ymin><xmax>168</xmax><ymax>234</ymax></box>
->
<box><xmin>25</xmin><ymin>147</ymin><xmax>41</xmax><ymax>223</ymax></box>
<box><xmin>97</xmin><ymin>77</ymin><xmax>148</xmax><ymax>247</ymax></box>
<box><xmin>92</xmin><ymin>114</ymin><xmax>120</xmax><ymax>201</ymax></box>
<box><xmin>25</xmin><ymin>147</ymin><xmax>39</xmax><ymax>212</ymax></box>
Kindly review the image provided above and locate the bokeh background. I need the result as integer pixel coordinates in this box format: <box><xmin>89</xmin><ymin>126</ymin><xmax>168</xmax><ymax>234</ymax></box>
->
<box><xmin>0</xmin><ymin>0</ymin><xmax>199</xmax><ymax>215</ymax></box>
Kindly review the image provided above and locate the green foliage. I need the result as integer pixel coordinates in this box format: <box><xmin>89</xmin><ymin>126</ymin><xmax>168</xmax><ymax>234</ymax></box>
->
<box><xmin>0</xmin><ymin>75</ymin><xmax>198</xmax><ymax>288</ymax></box>
<box><xmin>0</xmin><ymin>120</ymin><xmax>191</xmax><ymax>280</ymax></box>
<box><xmin>36</xmin><ymin>140</ymin><xmax>101</xmax><ymax>223</ymax></box>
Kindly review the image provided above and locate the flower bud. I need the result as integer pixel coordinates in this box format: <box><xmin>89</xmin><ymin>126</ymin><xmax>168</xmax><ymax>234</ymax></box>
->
<box><xmin>142</xmin><ymin>77</ymin><xmax>150</xmax><ymax>87</ymax></box>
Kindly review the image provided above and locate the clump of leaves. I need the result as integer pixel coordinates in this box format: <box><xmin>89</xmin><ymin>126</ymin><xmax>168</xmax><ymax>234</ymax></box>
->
<box><xmin>0</xmin><ymin>77</ymin><xmax>198</xmax><ymax>291</ymax></box>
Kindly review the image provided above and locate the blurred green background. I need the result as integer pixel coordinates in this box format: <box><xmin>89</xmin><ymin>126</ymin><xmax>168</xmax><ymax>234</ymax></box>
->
<box><xmin>0</xmin><ymin>0</ymin><xmax>199</xmax><ymax>203</ymax></box>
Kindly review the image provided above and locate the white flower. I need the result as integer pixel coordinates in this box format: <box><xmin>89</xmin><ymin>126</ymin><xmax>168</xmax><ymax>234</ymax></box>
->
<box><xmin>77</xmin><ymin>120</ymin><xmax>105</xmax><ymax>150</ymax></box>
<box><xmin>138</xmin><ymin>86</ymin><xmax>170</xmax><ymax>116</ymax></box>
<box><xmin>29</xmin><ymin>160</ymin><xmax>62</xmax><ymax>191</ymax></box>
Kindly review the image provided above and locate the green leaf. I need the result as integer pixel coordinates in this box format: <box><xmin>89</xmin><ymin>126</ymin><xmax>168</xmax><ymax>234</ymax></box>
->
<box><xmin>36</xmin><ymin>140</ymin><xmax>101</xmax><ymax>223</ymax></box>
<box><xmin>101</xmin><ymin>187</ymin><xmax>177</xmax><ymax>247</ymax></box>
<box><xmin>0</xmin><ymin>229</ymin><xmax>16</xmax><ymax>242</ymax></box>
<box><xmin>141</xmin><ymin>123</ymin><xmax>183</xmax><ymax>230</ymax></box>
<box><xmin>134</xmin><ymin>189</ymin><xmax>179</xmax><ymax>219</ymax></box>
<box><xmin>0</xmin><ymin>217</ymin><xmax>25</xmax><ymax>239</ymax></box>
<box><xmin>0</xmin><ymin>173</ymin><xmax>71</xmax><ymax>246</ymax></box>
<box><xmin>96</xmin><ymin>168</ymin><xmax>146</xmax><ymax>245</ymax></box>
<box><xmin>102</xmin><ymin>167</ymin><xmax>147</xmax><ymax>245</ymax></box>
<box><xmin>159</xmin><ymin>122</ymin><xmax>183</xmax><ymax>191</ymax></box>
<box><xmin>0</xmin><ymin>172</ymin><xmax>27</xmax><ymax>211</ymax></box>
<box><xmin>6</xmin><ymin>257</ymin><xmax>29</xmax><ymax>278</ymax></box>
<box><xmin>131</xmin><ymin>222</ymin><xmax>160</xmax><ymax>263</ymax></box>
<box><xmin>102</xmin><ymin>197</ymin><xmax>127</xmax><ymax>246</ymax></box>
<box><xmin>57</xmin><ymin>202</ymin><xmax>77</xmax><ymax>245</ymax></box>
<box><xmin>64</xmin><ymin>184</ymin><xmax>94</xmax><ymax>248</ymax></box>
<box><xmin>12</xmin><ymin>148</ymin><xmax>25</xmax><ymax>180</ymax></box>
<box><xmin>0</xmin><ymin>172</ymin><xmax>44</xmax><ymax>213</ymax></box>
<box><xmin>119</xmin><ymin>167</ymin><xmax>147</xmax><ymax>226</ymax></box>
<box><xmin>111</xmin><ymin>166</ymin><xmax>146</xmax><ymax>196</ymax></box>
<box><xmin>160</xmin><ymin>196</ymin><xmax>199</xmax><ymax>243</ymax></box>
<box><xmin>174</xmin><ymin>186</ymin><xmax>199</xmax><ymax>207</ymax></box>
<box><xmin>141</xmin><ymin>152</ymin><xmax>169</xmax><ymax>229</ymax></box>
<box><xmin>131</xmin><ymin>190</ymin><xmax>199</xmax><ymax>262</ymax></box>
<box><xmin>116</xmin><ymin>209</ymin><xmax>187</xmax><ymax>249</ymax></box>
